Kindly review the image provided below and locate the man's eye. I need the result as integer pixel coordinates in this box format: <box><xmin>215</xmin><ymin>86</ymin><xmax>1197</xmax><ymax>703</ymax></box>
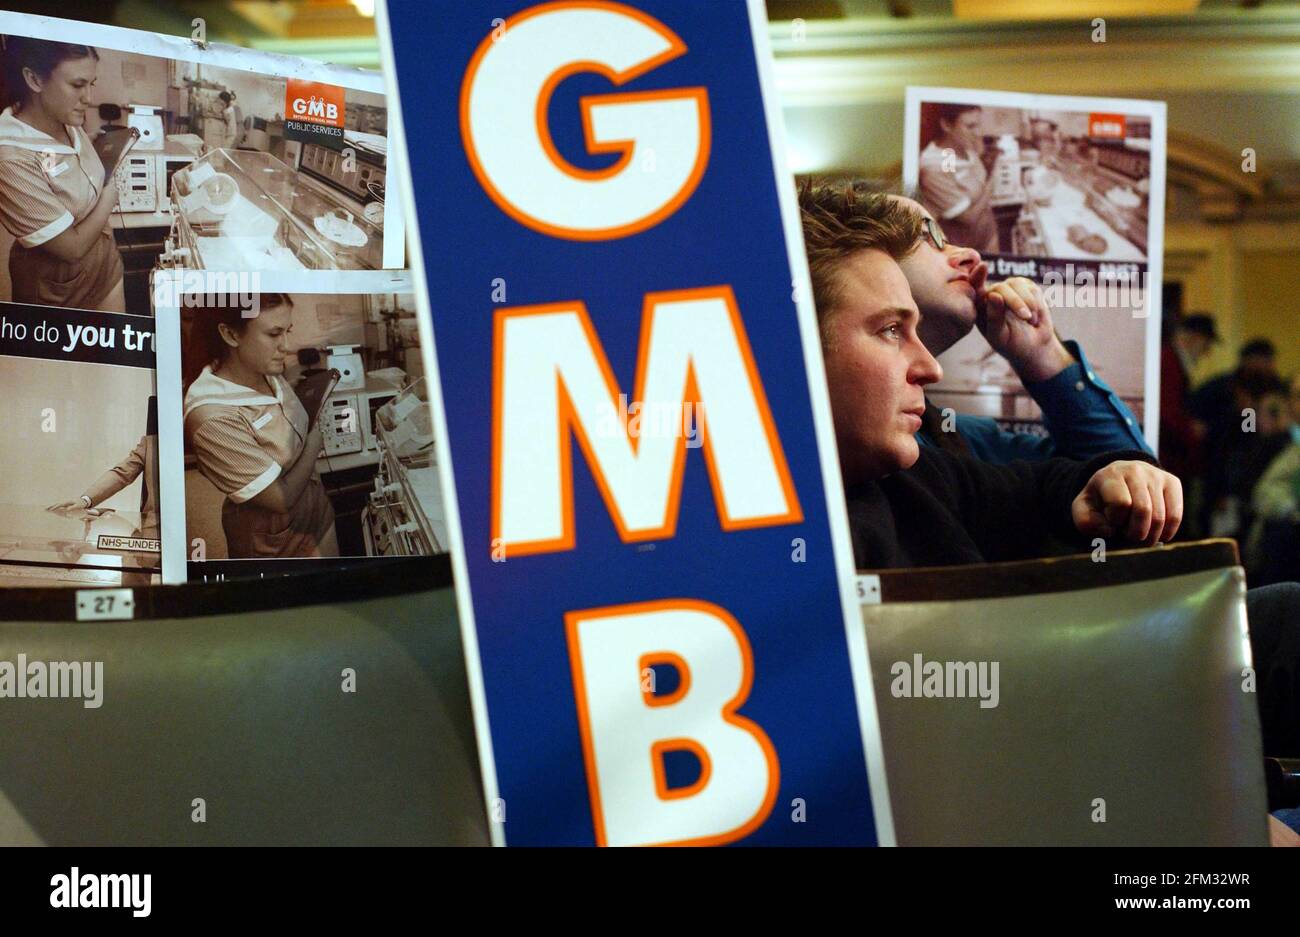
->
<box><xmin>880</xmin><ymin>324</ymin><xmax>902</xmax><ymax>341</ymax></box>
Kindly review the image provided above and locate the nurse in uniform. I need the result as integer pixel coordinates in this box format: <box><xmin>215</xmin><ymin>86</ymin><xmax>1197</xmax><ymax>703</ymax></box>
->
<box><xmin>917</xmin><ymin>102</ymin><xmax>999</xmax><ymax>255</ymax></box>
<box><xmin>217</xmin><ymin>91</ymin><xmax>241</xmax><ymax>150</ymax></box>
<box><xmin>183</xmin><ymin>295</ymin><xmax>339</xmax><ymax>560</ymax></box>
<box><xmin>0</xmin><ymin>37</ymin><xmax>125</xmax><ymax>311</ymax></box>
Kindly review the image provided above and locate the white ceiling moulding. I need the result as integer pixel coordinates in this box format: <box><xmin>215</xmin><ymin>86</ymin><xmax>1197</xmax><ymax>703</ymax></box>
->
<box><xmin>774</xmin><ymin>46</ymin><xmax>1300</xmax><ymax>106</ymax></box>
<box><xmin>769</xmin><ymin>7</ymin><xmax>1300</xmax><ymax>54</ymax></box>
<box><xmin>770</xmin><ymin>7</ymin><xmax>1300</xmax><ymax>106</ymax></box>
<box><xmin>773</xmin><ymin>31</ymin><xmax>1300</xmax><ymax>106</ymax></box>
<box><xmin>952</xmin><ymin>0</ymin><xmax>1202</xmax><ymax>19</ymax></box>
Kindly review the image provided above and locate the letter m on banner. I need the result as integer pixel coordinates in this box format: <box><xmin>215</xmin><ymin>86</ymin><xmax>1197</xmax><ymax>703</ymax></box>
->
<box><xmin>493</xmin><ymin>285</ymin><xmax>802</xmax><ymax>555</ymax></box>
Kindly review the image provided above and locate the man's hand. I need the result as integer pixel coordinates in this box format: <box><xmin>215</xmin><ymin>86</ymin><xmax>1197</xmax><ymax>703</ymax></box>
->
<box><xmin>977</xmin><ymin>277</ymin><xmax>1075</xmax><ymax>383</ymax></box>
<box><xmin>1072</xmin><ymin>460</ymin><xmax>1183</xmax><ymax>546</ymax></box>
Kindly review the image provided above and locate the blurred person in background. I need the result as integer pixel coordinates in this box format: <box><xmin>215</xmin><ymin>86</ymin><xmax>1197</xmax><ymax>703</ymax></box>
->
<box><xmin>1159</xmin><ymin>313</ymin><xmax>1216</xmax><ymax>533</ymax></box>
<box><xmin>1237</xmin><ymin>374</ymin><xmax>1294</xmax><ymax>501</ymax></box>
<box><xmin>1193</xmin><ymin>337</ymin><xmax>1279</xmax><ymax>425</ymax></box>
<box><xmin>1289</xmin><ymin>373</ymin><xmax>1300</xmax><ymax>441</ymax></box>
<box><xmin>1193</xmin><ymin>338</ymin><xmax>1280</xmax><ymax>537</ymax></box>
<box><xmin>218</xmin><ymin>90</ymin><xmax>242</xmax><ymax>150</ymax></box>
<box><xmin>1249</xmin><ymin>374</ymin><xmax>1300</xmax><ymax>585</ymax></box>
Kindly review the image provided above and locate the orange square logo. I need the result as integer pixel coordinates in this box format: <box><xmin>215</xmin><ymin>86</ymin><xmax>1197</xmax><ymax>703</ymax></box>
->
<box><xmin>1088</xmin><ymin>113</ymin><xmax>1126</xmax><ymax>139</ymax></box>
<box><xmin>285</xmin><ymin>79</ymin><xmax>346</xmax><ymax>128</ymax></box>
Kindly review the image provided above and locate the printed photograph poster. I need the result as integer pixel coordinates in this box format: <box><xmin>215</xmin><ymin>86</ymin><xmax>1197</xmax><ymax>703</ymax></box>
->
<box><xmin>903</xmin><ymin>86</ymin><xmax>1167</xmax><ymax>449</ymax></box>
<box><xmin>0</xmin><ymin>300</ymin><xmax>160</xmax><ymax>587</ymax></box>
<box><xmin>153</xmin><ymin>269</ymin><xmax>446</xmax><ymax>585</ymax></box>
<box><xmin>0</xmin><ymin>11</ymin><xmax>402</xmax><ymax>320</ymax></box>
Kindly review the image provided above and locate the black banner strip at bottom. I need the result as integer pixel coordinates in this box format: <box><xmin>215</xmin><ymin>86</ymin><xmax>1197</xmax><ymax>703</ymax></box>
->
<box><xmin>0</xmin><ymin>845</ymin><xmax>1292</xmax><ymax>923</ymax></box>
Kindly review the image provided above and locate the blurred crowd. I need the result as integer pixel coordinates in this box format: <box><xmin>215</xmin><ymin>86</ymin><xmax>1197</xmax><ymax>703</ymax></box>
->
<box><xmin>1161</xmin><ymin>318</ymin><xmax>1300</xmax><ymax>585</ymax></box>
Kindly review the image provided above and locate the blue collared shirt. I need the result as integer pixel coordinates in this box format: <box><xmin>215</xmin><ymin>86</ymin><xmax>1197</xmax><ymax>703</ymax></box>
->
<box><xmin>919</xmin><ymin>340</ymin><xmax>1152</xmax><ymax>463</ymax></box>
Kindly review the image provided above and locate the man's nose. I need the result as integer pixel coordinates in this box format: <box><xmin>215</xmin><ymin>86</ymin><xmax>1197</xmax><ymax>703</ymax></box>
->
<box><xmin>910</xmin><ymin>341</ymin><xmax>943</xmax><ymax>386</ymax></box>
<box><xmin>948</xmin><ymin>245</ymin><xmax>982</xmax><ymax>273</ymax></box>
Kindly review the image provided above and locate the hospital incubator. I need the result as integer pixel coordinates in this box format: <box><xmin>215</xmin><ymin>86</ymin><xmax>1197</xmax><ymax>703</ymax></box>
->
<box><xmin>361</xmin><ymin>378</ymin><xmax>448</xmax><ymax>556</ymax></box>
<box><xmin>161</xmin><ymin>148</ymin><xmax>382</xmax><ymax>271</ymax></box>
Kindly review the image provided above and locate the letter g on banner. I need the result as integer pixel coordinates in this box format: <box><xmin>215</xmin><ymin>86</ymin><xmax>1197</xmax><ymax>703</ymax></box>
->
<box><xmin>460</xmin><ymin>1</ymin><xmax>711</xmax><ymax>240</ymax></box>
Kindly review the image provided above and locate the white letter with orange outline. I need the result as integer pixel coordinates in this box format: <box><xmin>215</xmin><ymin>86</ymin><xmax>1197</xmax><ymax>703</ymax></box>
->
<box><xmin>566</xmin><ymin>599</ymin><xmax>779</xmax><ymax>846</ymax></box>
<box><xmin>460</xmin><ymin>1</ymin><xmax>710</xmax><ymax>240</ymax></box>
<box><xmin>492</xmin><ymin>286</ymin><xmax>802</xmax><ymax>555</ymax></box>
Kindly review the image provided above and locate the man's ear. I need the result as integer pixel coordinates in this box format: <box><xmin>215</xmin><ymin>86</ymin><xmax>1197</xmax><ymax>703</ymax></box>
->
<box><xmin>20</xmin><ymin>66</ymin><xmax>43</xmax><ymax>97</ymax></box>
<box><xmin>216</xmin><ymin>323</ymin><xmax>240</xmax><ymax>350</ymax></box>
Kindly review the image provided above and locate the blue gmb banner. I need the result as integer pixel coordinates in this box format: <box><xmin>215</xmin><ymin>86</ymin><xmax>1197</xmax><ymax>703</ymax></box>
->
<box><xmin>380</xmin><ymin>0</ymin><xmax>893</xmax><ymax>845</ymax></box>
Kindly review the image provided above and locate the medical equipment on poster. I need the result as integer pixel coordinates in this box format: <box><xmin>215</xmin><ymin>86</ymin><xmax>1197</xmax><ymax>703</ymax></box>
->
<box><xmin>161</xmin><ymin>148</ymin><xmax>382</xmax><ymax>270</ymax></box>
<box><xmin>361</xmin><ymin>294</ymin><xmax>424</xmax><ymax>381</ymax></box>
<box><xmin>126</xmin><ymin>104</ymin><xmax>165</xmax><ymax>151</ymax></box>
<box><xmin>316</xmin><ymin>371</ymin><xmax>404</xmax><ymax>458</ymax></box>
<box><xmin>297</xmin><ymin>132</ymin><xmax>387</xmax><ymax>231</ymax></box>
<box><xmin>315</xmin><ymin>210</ymin><xmax>368</xmax><ymax>247</ymax></box>
<box><xmin>361</xmin><ymin>378</ymin><xmax>446</xmax><ymax>556</ymax></box>
<box><xmin>111</xmin><ymin>141</ymin><xmax>202</xmax><ymax>214</ymax></box>
<box><xmin>176</xmin><ymin>161</ymin><xmax>238</xmax><ymax>215</ymax></box>
<box><xmin>101</xmin><ymin>129</ymin><xmax>150</xmax><ymax>212</ymax></box>
<box><xmin>326</xmin><ymin>345</ymin><xmax>365</xmax><ymax>390</ymax></box>
<box><xmin>319</xmin><ymin>394</ymin><xmax>364</xmax><ymax>457</ymax></box>
<box><xmin>113</xmin><ymin>152</ymin><xmax>159</xmax><ymax>212</ymax></box>
<box><xmin>989</xmin><ymin>133</ymin><xmax>1028</xmax><ymax>207</ymax></box>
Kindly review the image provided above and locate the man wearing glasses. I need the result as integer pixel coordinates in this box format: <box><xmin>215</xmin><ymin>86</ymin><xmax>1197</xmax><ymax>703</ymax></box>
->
<box><xmin>885</xmin><ymin>192</ymin><xmax>1150</xmax><ymax>463</ymax></box>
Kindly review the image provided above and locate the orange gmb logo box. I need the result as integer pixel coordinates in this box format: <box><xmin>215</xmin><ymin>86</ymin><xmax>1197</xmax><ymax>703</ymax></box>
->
<box><xmin>285</xmin><ymin>78</ymin><xmax>346</xmax><ymax>149</ymax></box>
<box><xmin>1089</xmin><ymin>113</ymin><xmax>1126</xmax><ymax>139</ymax></box>
<box><xmin>286</xmin><ymin>79</ymin><xmax>346</xmax><ymax>127</ymax></box>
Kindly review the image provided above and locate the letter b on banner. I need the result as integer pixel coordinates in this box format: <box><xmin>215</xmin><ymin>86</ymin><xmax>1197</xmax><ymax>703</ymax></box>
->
<box><xmin>566</xmin><ymin>599</ymin><xmax>778</xmax><ymax>846</ymax></box>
